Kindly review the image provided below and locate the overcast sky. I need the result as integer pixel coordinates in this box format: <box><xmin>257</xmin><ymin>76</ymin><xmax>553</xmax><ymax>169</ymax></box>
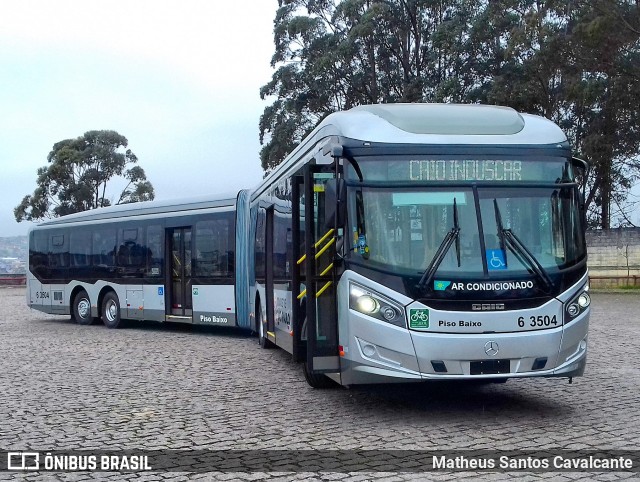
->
<box><xmin>0</xmin><ymin>0</ymin><xmax>276</xmax><ymax>236</ymax></box>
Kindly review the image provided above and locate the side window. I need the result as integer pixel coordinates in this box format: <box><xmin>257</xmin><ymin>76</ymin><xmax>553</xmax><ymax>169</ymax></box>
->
<box><xmin>117</xmin><ymin>227</ymin><xmax>145</xmax><ymax>273</ymax></box>
<box><xmin>146</xmin><ymin>225</ymin><xmax>163</xmax><ymax>277</ymax></box>
<box><xmin>273</xmin><ymin>211</ymin><xmax>290</xmax><ymax>278</ymax></box>
<box><xmin>254</xmin><ymin>208</ymin><xmax>266</xmax><ymax>279</ymax></box>
<box><xmin>195</xmin><ymin>216</ymin><xmax>232</xmax><ymax>278</ymax></box>
<box><xmin>92</xmin><ymin>228</ymin><xmax>116</xmax><ymax>268</ymax></box>
<box><xmin>29</xmin><ymin>231</ymin><xmax>49</xmax><ymax>277</ymax></box>
<box><xmin>70</xmin><ymin>231</ymin><xmax>92</xmax><ymax>268</ymax></box>
<box><xmin>49</xmin><ymin>233</ymin><xmax>69</xmax><ymax>268</ymax></box>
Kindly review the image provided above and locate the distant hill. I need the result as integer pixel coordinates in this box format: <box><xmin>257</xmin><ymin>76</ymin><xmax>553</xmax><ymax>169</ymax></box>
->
<box><xmin>0</xmin><ymin>236</ymin><xmax>27</xmax><ymax>273</ymax></box>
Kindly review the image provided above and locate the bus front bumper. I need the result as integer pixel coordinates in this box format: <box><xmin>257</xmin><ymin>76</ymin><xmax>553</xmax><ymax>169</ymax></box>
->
<box><xmin>340</xmin><ymin>311</ymin><xmax>589</xmax><ymax>385</ymax></box>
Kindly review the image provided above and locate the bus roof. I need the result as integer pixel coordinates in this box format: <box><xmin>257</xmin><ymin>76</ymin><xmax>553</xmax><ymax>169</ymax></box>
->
<box><xmin>252</xmin><ymin>103</ymin><xmax>568</xmax><ymax>201</ymax></box>
<box><xmin>325</xmin><ymin>103</ymin><xmax>565</xmax><ymax>143</ymax></box>
<box><xmin>34</xmin><ymin>193</ymin><xmax>239</xmax><ymax>227</ymax></box>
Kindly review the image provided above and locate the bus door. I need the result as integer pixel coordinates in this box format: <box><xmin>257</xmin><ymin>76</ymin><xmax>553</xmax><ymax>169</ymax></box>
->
<box><xmin>167</xmin><ymin>227</ymin><xmax>193</xmax><ymax>320</ymax></box>
<box><xmin>292</xmin><ymin>165</ymin><xmax>340</xmax><ymax>373</ymax></box>
<box><xmin>264</xmin><ymin>207</ymin><xmax>276</xmax><ymax>343</ymax></box>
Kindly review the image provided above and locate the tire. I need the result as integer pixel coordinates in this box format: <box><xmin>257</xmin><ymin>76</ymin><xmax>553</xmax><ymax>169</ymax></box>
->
<box><xmin>257</xmin><ymin>302</ymin><xmax>273</xmax><ymax>349</ymax></box>
<box><xmin>101</xmin><ymin>292</ymin><xmax>122</xmax><ymax>329</ymax></box>
<box><xmin>303</xmin><ymin>362</ymin><xmax>337</xmax><ymax>389</ymax></box>
<box><xmin>72</xmin><ymin>290</ymin><xmax>93</xmax><ymax>325</ymax></box>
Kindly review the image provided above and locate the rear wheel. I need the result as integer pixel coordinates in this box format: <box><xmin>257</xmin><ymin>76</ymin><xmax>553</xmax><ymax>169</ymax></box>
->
<box><xmin>257</xmin><ymin>302</ymin><xmax>273</xmax><ymax>349</ymax></box>
<box><xmin>303</xmin><ymin>362</ymin><xmax>337</xmax><ymax>389</ymax></box>
<box><xmin>72</xmin><ymin>290</ymin><xmax>93</xmax><ymax>325</ymax></box>
<box><xmin>102</xmin><ymin>292</ymin><xmax>122</xmax><ymax>329</ymax></box>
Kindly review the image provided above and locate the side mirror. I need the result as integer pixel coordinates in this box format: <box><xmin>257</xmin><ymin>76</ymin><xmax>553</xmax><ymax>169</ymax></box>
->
<box><xmin>571</xmin><ymin>157</ymin><xmax>589</xmax><ymax>224</ymax></box>
<box><xmin>324</xmin><ymin>178</ymin><xmax>346</xmax><ymax>230</ymax></box>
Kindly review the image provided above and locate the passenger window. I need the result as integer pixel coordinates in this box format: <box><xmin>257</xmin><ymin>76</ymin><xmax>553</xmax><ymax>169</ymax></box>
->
<box><xmin>70</xmin><ymin>231</ymin><xmax>92</xmax><ymax>267</ymax></box>
<box><xmin>146</xmin><ymin>225</ymin><xmax>163</xmax><ymax>277</ymax></box>
<box><xmin>92</xmin><ymin>228</ymin><xmax>116</xmax><ymax>268</ymax></box>
<box><xmin>117</xmin><ymin>227</ymin><xmax>145</xmax><ymax>273</ymax></box>
<box><xmin>195</xmin><ymin>217</ymin><xmax>232</xmax><ymax>277</ymax></box>
<box><xmin>30</xmin><ymin>231</ymin><xmax>49</xmax><ymax>276</ymax></box>
<box><xmin>49</xmin><ymin>233</ymin><xmax>69</xmax><ymax>268</ymax></box>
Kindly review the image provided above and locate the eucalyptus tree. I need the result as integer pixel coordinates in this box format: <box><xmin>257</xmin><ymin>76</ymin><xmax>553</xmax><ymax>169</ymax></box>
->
<box><xmin>260</xmin><ymin>0</ymin><xmax>640</xmax><ymax>227</ymax></box>
<box><xmin>15</xmin><ymin>130</ymin><xmax>155</xmax><ymax>222</ymax></box>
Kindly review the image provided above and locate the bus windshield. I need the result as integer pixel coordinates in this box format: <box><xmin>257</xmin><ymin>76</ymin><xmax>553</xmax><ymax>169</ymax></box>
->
<box><xmin>346</xmin><ymin>158</ymin><xmax>586</xmax><ymax>279</ymax></box>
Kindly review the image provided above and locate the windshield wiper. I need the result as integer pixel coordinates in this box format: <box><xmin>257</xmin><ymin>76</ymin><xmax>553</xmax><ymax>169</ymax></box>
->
<box><xmin>493</xmin><ymin>199</ymin><xmax>508</xmax><ymax>266</ymax></box>
<box><xmin>418</xmin><ymin>198</ymin><xmax>460</xmax><ymax>290</ymax></box>
<box><xmin>493</xmin><ymin>199</ymin><xmax>553</xmax><ymax>292</ymax></box>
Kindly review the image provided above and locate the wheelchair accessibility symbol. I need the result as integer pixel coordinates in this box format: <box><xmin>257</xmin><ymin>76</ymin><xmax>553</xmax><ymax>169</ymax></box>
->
<box><xmin>486</xmin><ymin>249</ymin><xmax>506</xmax><ymax>270</ymax></box>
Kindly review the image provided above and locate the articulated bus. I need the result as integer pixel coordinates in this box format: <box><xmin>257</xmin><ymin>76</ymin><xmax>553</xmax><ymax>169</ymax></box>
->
<box><xmin>28</xmin><ymin>103</ymin><xmax>590</xmax><ymax>388</ymax></box>
<box><xmin>27</xmin><ymin>195</ymin><xmax>251</xmax><ymax>330</ymax></box>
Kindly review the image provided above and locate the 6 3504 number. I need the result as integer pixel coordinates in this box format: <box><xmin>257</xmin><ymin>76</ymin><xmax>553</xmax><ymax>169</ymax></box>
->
<box><xmin>518</xmin><ymin>315</ymin><xmax>558</xmax><ymax>328</ymax></box>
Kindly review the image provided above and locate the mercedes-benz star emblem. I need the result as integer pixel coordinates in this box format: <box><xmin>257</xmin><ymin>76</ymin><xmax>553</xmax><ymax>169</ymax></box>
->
<box><xmin>484</xmin><ymin>341</ymin><xmax>499</xmax><ymax>356</ymax></box>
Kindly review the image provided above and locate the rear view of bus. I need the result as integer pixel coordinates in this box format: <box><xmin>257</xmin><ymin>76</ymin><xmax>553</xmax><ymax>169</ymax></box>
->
<box><xmin>305</xmin><ymin>104</ymin><xmax>590</xmax><ymax>386</ymax></box>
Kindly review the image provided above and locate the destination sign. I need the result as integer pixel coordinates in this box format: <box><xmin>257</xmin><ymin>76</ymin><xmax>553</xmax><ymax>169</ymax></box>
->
<box><xmin>353</xmin><ymin>157</ymin><xmax>573</xmax><ymax>183</ymax></box>
<box><xmin>409</xmin><ymin>159</ymin><xmax>522</xmax><ymax>181</ymax></box>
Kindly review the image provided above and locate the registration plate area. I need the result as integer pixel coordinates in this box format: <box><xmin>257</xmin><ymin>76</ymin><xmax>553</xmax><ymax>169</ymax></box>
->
<box><xmin>409</xmin><ymin>328</ymin><xmax>563</xmax><ymax>376</ymax></box>
<box><xmin>406</xmin><ymin>298</ymin><xmax>563</xmax><ymax>334</ymax></box>
<box><xmin>470</xmin><ymin>359</ymin><xmax>510</xmax><ymax>375</ymax></box>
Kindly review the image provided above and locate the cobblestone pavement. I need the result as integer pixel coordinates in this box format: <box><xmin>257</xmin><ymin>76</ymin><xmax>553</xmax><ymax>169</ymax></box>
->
<box><xmin>1</xmin><ymin>287</ymin><xmax>639</xmax><ymax>481</ymax></box>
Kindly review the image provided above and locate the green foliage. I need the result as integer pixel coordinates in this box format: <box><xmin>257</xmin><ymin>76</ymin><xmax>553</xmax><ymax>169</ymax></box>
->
<box><xmin>260</xmin><ymin>0</ymin><xmax>640</xmax><ymax>228</ymax></box>
<box><xmin>15</xmin><ymin>130</ymin><xmax>155</xmax><ymax>222</ymax></box>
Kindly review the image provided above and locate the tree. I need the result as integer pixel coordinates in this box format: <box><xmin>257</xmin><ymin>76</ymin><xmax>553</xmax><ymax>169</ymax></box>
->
<box><xmin>15</xmin><ymin>130</ymin><xmax>155</xmax><ymax>222</ymax></box>
<box><xmin>260</xmin><ymin>0</ymin><xmax>640</xmax><ymax>228</ymax></box>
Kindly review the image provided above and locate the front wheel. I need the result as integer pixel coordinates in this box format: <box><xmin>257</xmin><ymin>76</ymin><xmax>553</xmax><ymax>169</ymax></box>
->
<box><xmin>102</xmin><ymin>292</ymin><xmax>122</xmax><ymax>329</ymax></box>
<box><xmin>303</xmin><ymin>362</ymin><xmax>337</xmax><ymax>389</ymax></box>
<box><xmin>72</xmin><ymin>290</ymin><xmax>93</xmax><ymax>325</ymax></box>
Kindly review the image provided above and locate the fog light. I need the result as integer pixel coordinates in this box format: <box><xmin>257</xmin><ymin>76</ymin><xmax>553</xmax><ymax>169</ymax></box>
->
<box><xmin>362</xmin><ymin>343</ymin><xmax>376</xmax><ymax>357</ymax></box>
<box><xmin>381</xmin><ymin>306</ymin><xmax>397</xmax><ymax>321</ymax></box>
<box><xmin>577</xmin><ymin>292</ymin><xmax>590</xmax><ymax>308</ymax></box>
<box><xmin>356</xmin><ymin>295</ymin><xmax>379</xmax><ymax>314</ymax></box>
<box><xmin>567</xmin><ymin>303</ymin><xmax>580</xmax><ymax>317</ymax></box>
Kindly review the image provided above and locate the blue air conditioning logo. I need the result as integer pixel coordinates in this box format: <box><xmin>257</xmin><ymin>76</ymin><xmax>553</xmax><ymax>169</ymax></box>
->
<box><xmin>434</xmin><ymin>280</ymin><xmax>451</xmax><ymax>291</ymax></box>
<box><xmin>434</xmin><ymin>279</ymin><xmax>534</xmax><ymax>292</ymax></box>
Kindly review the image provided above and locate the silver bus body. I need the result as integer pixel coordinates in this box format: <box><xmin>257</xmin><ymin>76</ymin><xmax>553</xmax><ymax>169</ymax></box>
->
<box><xmin>246</xmin><ymin>103</ymin><xmax>590</xmax><ymax>386</ymax></box>
<box><xmin>27</xmin><ymin>193</ymin><xmax>249</xmax><ymax>329</ymax></box>
<box><xmin>27</xmin><ymin>103</ymin><xmax>590</xmax><ymax>387</ymax></box>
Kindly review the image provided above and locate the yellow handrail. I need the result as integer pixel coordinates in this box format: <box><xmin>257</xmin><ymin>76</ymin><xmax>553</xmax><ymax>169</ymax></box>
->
<box><xmin>295</xmin><ymin>228</ymin><xmax>336</xmax><ymax>300</ymax></box>
<box><xmin>315</xmin><ymin>237</ymin><xmax>336</xmax><ymax>260</ymax></box>
<box><xmin>319</xmin><ymin>263</ymin><xmax>334</xmax><ymax>276</ymax></box>
<box><xmin>297</xmin><ymin>228</ymin><xmax>335</xmax><ymax>265</ymax></box>
<box><xmin>316</xmin><ymin>281</ymin><xmax>333</xmax><ymax>298</ymax></box>
<box><xmin>315</xmin><ymin>228</ymin><xmax>335</xmax><ymax>248</ymax></box>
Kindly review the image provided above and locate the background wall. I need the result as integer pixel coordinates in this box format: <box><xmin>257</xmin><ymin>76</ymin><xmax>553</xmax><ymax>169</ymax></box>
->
<box><xmin>587</xmin><ymin>228</ymin><xmax>640</xmax><ymax>288</ymax></box>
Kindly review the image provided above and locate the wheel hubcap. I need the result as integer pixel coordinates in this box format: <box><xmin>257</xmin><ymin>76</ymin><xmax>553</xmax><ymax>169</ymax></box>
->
<box><xmin>106</xmin><ymin>301</ymin><xmax>117</xmax><ymax>322</ymax></box>
<box><xmin>78</xmin><ymin>299</ymin><xmax>90</xmax><ymax>318</ymax></box>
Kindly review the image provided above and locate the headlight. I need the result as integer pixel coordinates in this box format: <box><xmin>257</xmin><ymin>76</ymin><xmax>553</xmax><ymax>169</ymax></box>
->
<box><xmin>356</xmin><ymin>295</ymin><xmax>379</xmax><ymax>314</ymax></box>
<box><xmin>349</xmin><ymin>282</ymin><xmax>406</xmax><ymax>328</ymax></box>
<box><xmin>577</xmin><ymin>292</ymin><xmax>591</xmax><ymax>308</ymax></box>
<box><xmin>565</xmin><ymin>286</ymin><xmax>590</xmax><ymax>323</ymax></box>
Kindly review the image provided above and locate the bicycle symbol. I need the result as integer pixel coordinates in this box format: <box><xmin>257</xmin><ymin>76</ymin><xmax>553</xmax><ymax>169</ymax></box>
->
<box><xmin>410</xmin><ymin>310</ymin><xmax>429</xmax><ymax>322</ymax></box>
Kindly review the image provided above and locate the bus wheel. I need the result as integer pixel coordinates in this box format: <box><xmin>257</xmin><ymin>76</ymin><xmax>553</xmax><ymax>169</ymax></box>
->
<box><xmin>72</xmin><ymin>290</ymin><xmax>93</xmax><ymax>325</ymax></box>
<box><xmin>303</xmin><ymin>363</ymin><xmax>336</xmax><ymax>389</ymax></box>
<box><xmin>257</xmin><ymin>303</ymin><xmax>273</xmax><ymax>349</ymax></box>
<box><xmin>102</xmin><ymin>292</ymin><xmax>122</xmax><ymax>329</ymax></box>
